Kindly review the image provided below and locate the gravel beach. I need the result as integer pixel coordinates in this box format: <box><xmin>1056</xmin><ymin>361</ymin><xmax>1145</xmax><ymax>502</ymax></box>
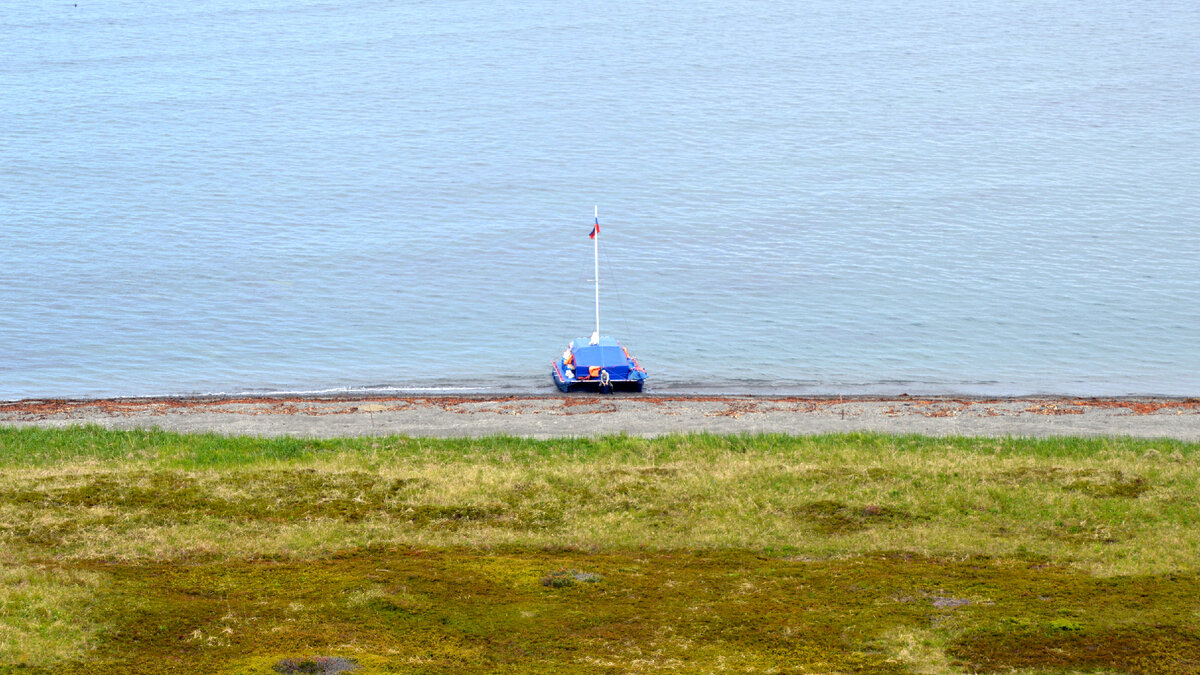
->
<box><xmin>3</xmin><ymin>394</ymin><xmax>1200</xmax><ymax>439</ymax></box>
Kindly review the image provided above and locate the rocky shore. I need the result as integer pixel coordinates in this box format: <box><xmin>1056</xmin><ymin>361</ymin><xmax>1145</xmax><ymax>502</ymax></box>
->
<box><xmin>3</xmin><ymin>394</ymin><xmax>1199</xmax><ymax>439</ymax></box>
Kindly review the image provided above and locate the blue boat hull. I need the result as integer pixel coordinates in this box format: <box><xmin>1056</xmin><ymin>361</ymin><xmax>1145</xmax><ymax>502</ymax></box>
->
<box><xmin>551</xmin><ymin>336</ymin><xmax>647</xmax><ymax>394</ymax></box>
<box><xmin>552</xmin><ymin>365</ymin><xmax>645</xmax><ymax>393</ymax></box>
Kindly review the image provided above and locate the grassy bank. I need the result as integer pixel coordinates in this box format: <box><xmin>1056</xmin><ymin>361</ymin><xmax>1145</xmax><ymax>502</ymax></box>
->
<box><xmin>1</xmin><ymin>427</ymin><xmax>1198</xmax><ymax>673</ymax></box>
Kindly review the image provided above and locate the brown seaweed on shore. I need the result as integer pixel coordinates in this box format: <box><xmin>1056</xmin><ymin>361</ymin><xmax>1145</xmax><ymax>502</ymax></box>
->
<box><xmin>3</xmin><ymin>395</ymin><xmax>1200</xmax><ymax>425</ymax></box>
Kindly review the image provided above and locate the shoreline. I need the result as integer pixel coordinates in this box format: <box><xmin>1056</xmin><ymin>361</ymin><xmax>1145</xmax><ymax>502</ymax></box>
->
<box><xmin>3</xmin><ymin>393</ymin><xmax>1200</xmax><ymax>439</ymax></box>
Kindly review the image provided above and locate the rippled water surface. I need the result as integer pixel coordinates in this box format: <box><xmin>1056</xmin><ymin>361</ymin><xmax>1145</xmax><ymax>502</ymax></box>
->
<box><xmin>3</xmin><ymin>1</ymin><xmax>1199</xmax><ymax>399</ymax></box>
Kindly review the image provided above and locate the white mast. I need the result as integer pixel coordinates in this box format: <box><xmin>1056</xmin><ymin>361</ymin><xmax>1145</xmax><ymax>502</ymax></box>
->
<box><xmin>590</xmin><ymin>205</ymin><xmax>600</xmax><ymax>345</ymax></box>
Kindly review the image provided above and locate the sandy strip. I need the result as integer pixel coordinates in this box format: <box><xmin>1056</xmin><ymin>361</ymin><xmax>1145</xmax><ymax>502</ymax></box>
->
<box><xmin>2</xmin><ymin>395</ymin><xmax>1200</xmax><ymax>440</ymax></box>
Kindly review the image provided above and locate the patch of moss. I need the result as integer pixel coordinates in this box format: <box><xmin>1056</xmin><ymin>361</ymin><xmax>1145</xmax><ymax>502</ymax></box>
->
<box><xmin>0</xmin><ymin>470</ymin><xmax>426</xmax><ymax>523</ymax></box>
<box><xmin>1066</xmin><ymin>470</ymin><xmax>1151</xmax><ymax>498</ymax></box>
<box><xmin>401</xmin><ymin>504</ymin><xmax>502</xmax><ymax>529</ymax></box>
<box><xmin>949</xmin><ymin>625</ymin><xmax>1200</xmax><ymax>673</ymax></box>
<box><xmin>540</xmin><ymin>570</ymin><xmax>601</xmax><ymax>587</ymax></box>
<box><xmin>272</xmin><ymin>656</ymin><xmax>358</xmax><ymax>674</ymax></box>
<box><xmin>796</xmin><ymin>500</ymin><xmax>918</xmax><ymax>534</ymax></box>
<box><xmin>20</xmin><ymin>549</ymin><xmax>1194</xmax><ymax>674</ymax></box>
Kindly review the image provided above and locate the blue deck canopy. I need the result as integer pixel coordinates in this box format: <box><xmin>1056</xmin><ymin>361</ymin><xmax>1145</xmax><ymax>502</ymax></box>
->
<box><xmin>552</xmin><ymin>335</ymin><xmax>645</xmax><ymax>392</ymax></box>
<box><xmin>569</xmin><ymin>337</ymin><xmax>631</xmax><ymax>379</ymax></box>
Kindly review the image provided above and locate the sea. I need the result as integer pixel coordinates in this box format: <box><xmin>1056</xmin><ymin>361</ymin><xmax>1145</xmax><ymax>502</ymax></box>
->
<box><xmin>2</xmin><ymin>0</ymin><xmax>1198</xmax><ymax>400</ymax></box>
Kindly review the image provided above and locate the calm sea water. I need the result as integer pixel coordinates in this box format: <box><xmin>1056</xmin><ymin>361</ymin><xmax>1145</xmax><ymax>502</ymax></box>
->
<box><xmin>3</xmin><ymin>1</ymin><xmax>1199</xmax><ymax>400</ymax></box>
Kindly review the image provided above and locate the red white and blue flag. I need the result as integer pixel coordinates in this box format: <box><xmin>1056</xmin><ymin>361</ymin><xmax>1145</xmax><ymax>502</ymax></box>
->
<box><xmin>589</xmin><ymin>216</ymin><xmax>599</xmax><ymax>239</ymax></box>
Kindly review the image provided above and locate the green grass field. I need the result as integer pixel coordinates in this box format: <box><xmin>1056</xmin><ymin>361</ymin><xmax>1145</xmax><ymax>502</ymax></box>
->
<box><xmin>1</xmin><ymin>427</ymin><xmax>1198</xmax><ymax>673</ymax></box>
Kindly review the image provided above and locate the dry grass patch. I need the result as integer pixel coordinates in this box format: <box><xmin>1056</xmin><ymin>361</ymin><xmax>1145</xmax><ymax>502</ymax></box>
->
<box><xmin>0</xmin><ymin>431</ymin><xmax>1198</xmax><ymax>574</ymax></box>
<box><xmin>0</xmin><ymin>564</ymin><xmax>103</xmax><ymax>668</ymax></box>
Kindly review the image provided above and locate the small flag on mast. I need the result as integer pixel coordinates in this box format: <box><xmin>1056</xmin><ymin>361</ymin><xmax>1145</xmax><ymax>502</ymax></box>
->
<box><xmin>589</xmin><ymin>215</ymin><xmax>599</xmax><ymax>239</ymax></box>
